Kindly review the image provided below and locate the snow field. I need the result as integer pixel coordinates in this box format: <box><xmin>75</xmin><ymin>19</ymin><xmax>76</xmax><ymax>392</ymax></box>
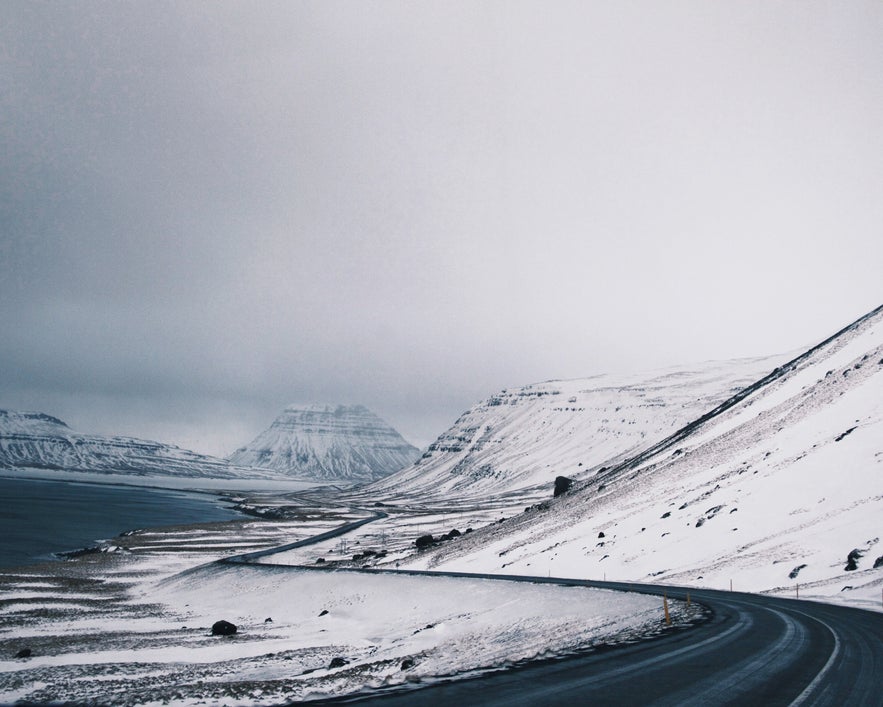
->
<box><xmin>1</xmin><ymin>564</ymin><xmax>681</xmax><ymax>705</ymax></box>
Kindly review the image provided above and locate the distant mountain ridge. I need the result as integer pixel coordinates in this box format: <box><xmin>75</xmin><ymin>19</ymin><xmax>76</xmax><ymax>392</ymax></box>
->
<box><xmin>412</xmin><ymin>303</ymin><xmax>883</xmax><ymax>606</ymax></box>
<box><xmin>367</xmin><ymin>354</ymin><xmax>788</xmax><ymax>499</ymax></box>
<box><xmin>0</xmin><ymin>409</ymin><xmax>239</xmax><ymax>478</ymax></box>
<box><xmin>228</xmin><ymin>404</ymin><xmax>420</xmax><ymax>483</ymax></box>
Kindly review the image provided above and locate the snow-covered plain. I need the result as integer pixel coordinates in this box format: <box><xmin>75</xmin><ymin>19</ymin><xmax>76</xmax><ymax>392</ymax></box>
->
<box><xmin>0</xmin><ymin>542</ymin><xmax>687</xmax><ymax>705</ymax></box>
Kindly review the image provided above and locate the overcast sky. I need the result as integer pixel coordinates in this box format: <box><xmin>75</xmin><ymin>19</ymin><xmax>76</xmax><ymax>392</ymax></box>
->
<box><xmin>1</xmin><ymin>1</ymin><xmax>881</xmax><ymax>455</ymax></box>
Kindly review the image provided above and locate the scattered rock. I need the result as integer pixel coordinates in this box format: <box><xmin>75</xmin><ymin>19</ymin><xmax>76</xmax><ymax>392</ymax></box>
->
<box><xmin>554</xmin><ymin>476</ymin><xmax>573</xmax><ymax>497</ymax></box>
<box><xmin>465</xmin><ymin>528</ymin><xmax>473</xmax><ymax>533</ymax></box>
<box><xmin>15</xmin><ymin>648</ymin><xmax>32</xmax><ymax>659</ymax></box>
<box><xmin>319</xmin><ymin>609</ymin><xmax>329</xmax><ymax>617</ymax></box>
<box><xmin>695</xmin><ymin>518</ymin><xmax>705</xmax><ymax>528</ymax></box>
<box><xmin>401</xmin><ymin>658</ymin><xmax>415</xmax><ymax>670</ymax></box>
<box><xmin>598</xmin><ymin>531</ymin><xmax>605</xmax><ymax>538</ymax></box>
<box><xmin>415</xmin><ymin>534</ymin><xmax>435</xmax><ymax>549</ymax></box>
<box><xmin>316</xmin><ymin>557</ymin><xmax>325</xmax><ymax>564</ymax></box>
<box><xmin>264</xmin><ymin>617</ymin><xmax>273</xmax><ymax>623</ymax></box>
<box><xmin>835</xmin><ymin>427</ymin><xmax>857</xmax><ymax>442</ymax></box>
<box><xmin>328</xmin><ymin>657</ymin><xmax>349</xmax><ymax>669</ymax></box>
<box><xmin>845</xmin><ymin>549</ymin><xmax>864</xmax><ymax>571</ymax></box>
<box><xmin>211</xmin><ymin>620</ymin><xmax>237</xmax><ymax>636</ymax></box>
<box><xmin>443</xmin><ymin>529</ymin><xmax>461</xmax><ymax>540</ymax></box>
<box><xmin>661</xmin><ymin>512</ymin><xmax>671</xmax><ymax>519</ymax></box>
<box><xmin>874</xmin><ymin>556</ymin><xmax>883</xmax><ymax>569</ymax></box>
<box><xmin>789</xmin><ymin>564</ymin><xmax>807</xmax><ymax>579</ymax></box>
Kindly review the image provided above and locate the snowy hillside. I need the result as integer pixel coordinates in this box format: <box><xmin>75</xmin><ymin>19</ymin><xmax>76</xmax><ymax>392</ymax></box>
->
<box><xmin>411</xmin><ymin>305</ymin><xmax>883</xmax><ymax>607</ymax></box>
<box><xmin>368</xmin><ymin>356</ymin><xmax>786</xmax><ymax>499</ymax></box>
<box><xmin>0</xmin><ymin>410</ymin><xmax>238</xmax><ymax>478</ymax></box>
<box><xmin>229</xmin><ymin>404</ymin><xmax>420</xmax><ymax>483</ymax></box>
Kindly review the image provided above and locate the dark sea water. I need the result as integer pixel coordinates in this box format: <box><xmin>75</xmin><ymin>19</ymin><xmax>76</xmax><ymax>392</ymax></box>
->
<box><xmin>0</xmin><ymin>476</ymin><xmax>241</xmax><ymax>569</ymax></box>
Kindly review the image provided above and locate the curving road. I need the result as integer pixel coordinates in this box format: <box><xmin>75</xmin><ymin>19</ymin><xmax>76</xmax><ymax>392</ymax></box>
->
<box><xmin>222</xmin><ymin>513</ymin><xmax>883</xmax><ymax>706</ymax></box>
<box><xmin>320</xmin><ymin>576</ymin><xmax>883</xmax><ymax>706</ymax></box>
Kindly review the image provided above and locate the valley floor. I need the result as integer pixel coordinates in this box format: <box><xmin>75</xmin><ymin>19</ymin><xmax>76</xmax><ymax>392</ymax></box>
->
<box><xmin>0</xmin><ymin>483</ymin><xmax>695</xmax><ymax>706</ymax></box>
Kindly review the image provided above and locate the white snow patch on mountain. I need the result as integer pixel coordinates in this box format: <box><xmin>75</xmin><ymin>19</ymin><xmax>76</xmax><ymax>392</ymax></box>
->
<box><xmin>0</xmin><ymin>410</ymin><xmax>243</xmax><ymax>479</ymax></box>
<box><xmin>408</xmin><ymin>305</ymin><xmax>883</xmax><ymax>610</ymax></box>
<box><xmin>229</xmin><ymin>404</ymin><xmax>420</xmax><ymax>484</ymax></box>
<box><xmin>369</xmin><ymin>355</ymin><xmax>788</xmax><ymax>500</ymax></box>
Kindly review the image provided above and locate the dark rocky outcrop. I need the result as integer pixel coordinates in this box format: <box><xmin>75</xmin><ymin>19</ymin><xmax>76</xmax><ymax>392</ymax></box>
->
<box><xmin>211</xmin><ymin>620</ymin><xmax>237</xmax><ymax>636</ymax></box>
<box><xmin>328</xmin><ymin>657</ymin><xmax>349</xmax><ymax>669</ymax></box>
<box><xmin>874</xmin><ymin>555</ymin><xmax>883</xmax><ymax>569</ymax></box>
<box><xmin>415</xmin><ymin>534</ymin><xmax>435</xmax><ymax>549</ymax></box>
<box><xmin>15</xmin><ymin>648</ymin><xmax>32</xmax><ymax>658</ymax></box>
<box><xmin>845</xmin><ymin>549</ymin><xmax>864</xmax><ymax>571</ymax></box>
<box><xmin>319</xmin><ymin>609</ymin><xmax>329</xmax><ymax>617</ymax></box>
<box><xmin>554</xmin><ymin>475</ymin><xmax>573</xmax><ymax>497</ymax></box>
<box><xmin>401</xmin><ymin>658</ymin><xmax>415</xmax><ymax>670</ymax></box>
<box><xmin>789</xmin><ymin>564</ymin><xmax>807</xmax><ymax>579</ymax></box>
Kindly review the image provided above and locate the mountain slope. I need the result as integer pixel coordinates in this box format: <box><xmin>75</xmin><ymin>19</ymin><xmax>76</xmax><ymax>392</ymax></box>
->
<box><xmin>368</xmin><ymin>355</ymin><xmax>787</xmax><ymax>500</ymax></box>
<box><xmin>412</xmin><ymin>304</ymin><xmax>883</xmax><ymax>607</ymax></box>
<box><xmin>228</xmin><ymin>404</ymin><xmax>420</xmax><ymax>483</ymax></box>
<box><xmin>0</xmin><ymin>410</ymin><xmax>239</xmax><ymax>478</ymax></box>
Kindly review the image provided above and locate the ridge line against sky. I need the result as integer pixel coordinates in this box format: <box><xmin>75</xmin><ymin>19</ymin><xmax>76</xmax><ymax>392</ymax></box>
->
<box><xmin>1</xmin><ymin>2</ymin><xmax>881</xmax><ymax>455</ymax></box>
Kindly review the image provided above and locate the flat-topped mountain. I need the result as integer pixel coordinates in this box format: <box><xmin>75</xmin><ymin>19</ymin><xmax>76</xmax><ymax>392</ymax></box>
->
<box><xmin>0</xmin><ymin>409</ymin><xmax>238</xmax><ymax>478</ymax></box>
<box><xmin>367</xmin><ymin>354</ymin><xmax>787</xmax><ymax>499</ymax></box>
<box><xmin>228</xmin><ymin>404</ymin><xmax>420</xmax><ymax>483</ymax></box>
<box><xmin>414</xmin><ymin>303</ymin><xmax>883</xmax><ymax>605</ymax></box>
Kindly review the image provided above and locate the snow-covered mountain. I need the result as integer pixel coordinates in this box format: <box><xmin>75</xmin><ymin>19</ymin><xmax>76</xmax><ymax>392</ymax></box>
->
<box><xmin>411</xmin><ymin>304</ymin><xmax>883</xmax><ymax>607</ymax></box>
<box><xmin>0</xmin><ymin>410</ymin><xmax>239</xmax><ymax>478</ymax></box>
<box><xmin>368</xmin><ymin>355</ymin><xmax>787</xmax><ymax>499</ymax></box>
<box><xmin>228</xmin><ymin>404</ymin><xmax>420</xmax><ymax>483</ymax></box>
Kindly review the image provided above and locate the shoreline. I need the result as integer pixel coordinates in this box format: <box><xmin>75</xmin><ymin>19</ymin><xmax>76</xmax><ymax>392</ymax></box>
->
<box><xmin>0</xmin><ymin>476</ymin><xmax>261</xmax><ymax>571</ymax></box>
<box><xmin>0</xmin><ymin>466</ymin><xmax>324</xmax><ymax>497</ymax></box>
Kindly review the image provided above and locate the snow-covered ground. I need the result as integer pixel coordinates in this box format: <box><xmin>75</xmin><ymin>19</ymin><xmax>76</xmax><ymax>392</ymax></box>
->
<box><xmin>365</xmin><ymin>355</ymin><xmax>787</xmax><ymax>499</ymax></box>
<box><xmin>0</xmin><ymin>538</ymin><xmax>689</xmax><ymax>705</ymax></box>
<box><xmin>3</xmin><ymin>306</ymin><xmax>881</xmax><ymax>705</ymax></box>
<box><xmin>404</xmin><ymin>306</ymin><xmax>883</xmax><ymax>611</ymax></box>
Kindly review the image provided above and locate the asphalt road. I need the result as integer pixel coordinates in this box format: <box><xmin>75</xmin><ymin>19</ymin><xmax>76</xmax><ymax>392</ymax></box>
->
<box><xmin>325</xmin><ymin>577</ymin><xmax>883</xmax><ymax>706</ymax></box>
<box><xmin>226</xmin><ymin>513</ymin><xmax>882</xmax><ymax>706</ymax></box>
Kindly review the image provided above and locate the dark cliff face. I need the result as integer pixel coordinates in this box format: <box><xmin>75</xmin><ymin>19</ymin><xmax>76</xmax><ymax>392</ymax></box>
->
<box><xmin>228</xmin><ymin>404</ymin><xmax>420</xmax><ymax>483</ymax></box>
<box><xmin>0</xmin><ymin>409</ymin><xmax>235</xmax><ymax>478</ymax></box>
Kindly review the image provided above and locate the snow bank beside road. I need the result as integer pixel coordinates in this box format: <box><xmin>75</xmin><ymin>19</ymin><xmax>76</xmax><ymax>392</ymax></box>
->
<box><xmin>147</xmin><ymin>565</ymin><xmax>672</xmax><ymax>702</ymax></box>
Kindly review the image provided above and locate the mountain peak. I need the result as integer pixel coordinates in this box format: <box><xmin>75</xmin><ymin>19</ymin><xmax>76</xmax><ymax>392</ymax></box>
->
<box><xmin>229</xmin><ymin>404</ymin><xmax>420</xmax><ymax>484</ymax></box>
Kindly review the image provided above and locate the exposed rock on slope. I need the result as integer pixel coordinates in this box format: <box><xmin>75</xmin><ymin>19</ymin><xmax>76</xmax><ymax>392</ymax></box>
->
<box><xmin>0</xmin><ymin>410</ymin><xmax>237</xmax><ymax>478</ymax></box>
<box><xmin>368</xmin><ymin>355</ymin><xmax>786</xmax><ymax>499</ymax></box>
<box><xmin>228</xmin><ymin>404</ymin><xmax>419</xmax><ymax>483</ymax></box>
<box><xmin>415</xmin><ymin>304</ymin><xmax>883</xmax><ymax>607</ymax></box>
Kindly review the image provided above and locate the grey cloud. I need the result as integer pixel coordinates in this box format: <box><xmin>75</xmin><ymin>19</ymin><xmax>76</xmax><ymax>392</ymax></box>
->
<box><xmin>2</xmin><ymin>2</ymin><xmax>882</xmax><ymax>455</ymax></box>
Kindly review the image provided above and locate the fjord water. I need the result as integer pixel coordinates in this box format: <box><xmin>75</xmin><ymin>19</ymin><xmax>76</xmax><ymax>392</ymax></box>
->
<box><xmin>0</xmin><ymin>476</ymin><xmax>241</xmax><ymax>568</ymax></box>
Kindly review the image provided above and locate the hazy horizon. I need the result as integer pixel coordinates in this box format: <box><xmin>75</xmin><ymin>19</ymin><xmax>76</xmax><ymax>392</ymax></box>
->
<box><xmin>2</xmin><ymin>2</ymin><xmax>882</xmax><ymax>455</ymax></box>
